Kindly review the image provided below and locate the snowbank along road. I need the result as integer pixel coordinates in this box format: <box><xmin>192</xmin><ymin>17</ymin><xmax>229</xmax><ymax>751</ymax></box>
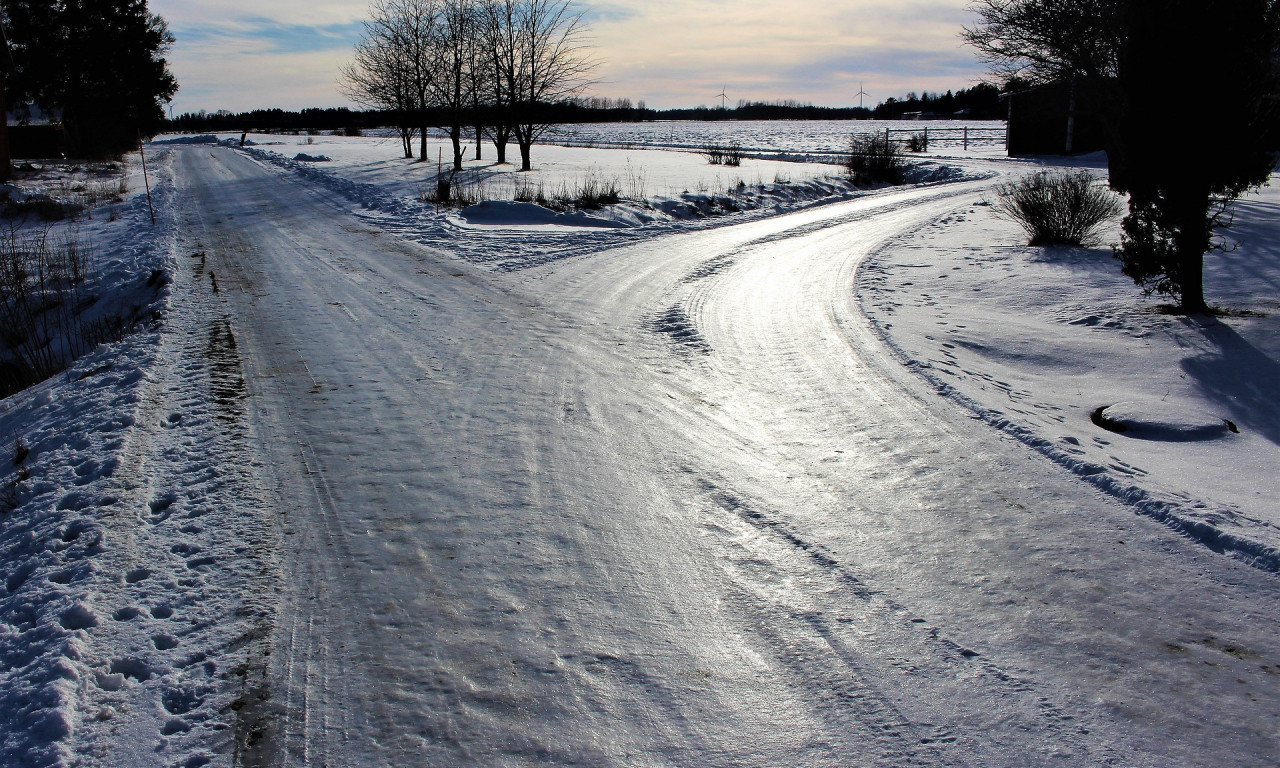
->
<box><xmin>171</xmin><ymin>145</ymin><xmax>1279</xmax><ymax>767</ymax></box>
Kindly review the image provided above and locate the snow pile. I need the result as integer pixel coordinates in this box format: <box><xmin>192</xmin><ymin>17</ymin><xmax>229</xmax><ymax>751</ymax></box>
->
<box><xmin>455</xmin><ymin>199</ymin><xmax>624</xmax><ymax>229</ymax></box>
<box><xmin>1092</xmin><ymin>401</ymin><xmax>1236</xmax><ymax>440</ymax></box>
<box><xmin>292</xmin><ymin>153</ymin><xmax>330</xmax><ymax>163</ymax></box>
<box><xmin>860</xmin><ymin>185</ymin><xmax>1280</xmax><ymax>571</ymax></box>
<box><xmin>0</xmin><ymin>158</ymin><xmax>176</xmax><ymax>766</ymax></box>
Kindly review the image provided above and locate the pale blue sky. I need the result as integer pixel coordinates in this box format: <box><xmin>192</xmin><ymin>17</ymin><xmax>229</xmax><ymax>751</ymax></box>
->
<box><xmin>150</xmin><ymin>0</ymin><xmax>989</xmax><ymax>114</ymax></box>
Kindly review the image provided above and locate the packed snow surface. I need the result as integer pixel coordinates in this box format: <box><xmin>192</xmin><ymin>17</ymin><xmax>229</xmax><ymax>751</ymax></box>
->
<box><xmin>2</xmin><ymin>130</ymin><xmax>1278</xmax><ymax>767</ymax></box>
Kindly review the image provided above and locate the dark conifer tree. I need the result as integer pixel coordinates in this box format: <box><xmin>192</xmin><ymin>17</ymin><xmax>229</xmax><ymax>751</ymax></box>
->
<box><xmin>965</xmin><ymin>0</ymin><xmax>1279</xmax><ymax>314</ymax></box>
<box><xmin>1113</xmin><ymin>0</ymin><xmax>1277</xmax><ymax>312</ymax></box>
<box><xmin>2</xmin><ymin>0</ymin><xmax>178</xmax><ymax>158</ymax></box>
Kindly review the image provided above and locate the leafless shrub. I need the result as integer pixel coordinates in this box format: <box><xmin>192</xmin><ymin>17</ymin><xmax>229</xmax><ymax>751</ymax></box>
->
<box><xmin>993</xmin><ymin>170</ymin><xmax>1124</xmax><ymax>246</ymax></box>
<box><xmin>846</xmin><ymin>134</ymin><xmax>907</xmax><ymax>185</ymax></box>
<box><xmin>80</xmin><ymin>180</ymin><xmax>126</xmax><ymax>209</ymax></box>
<box><xmin>422</xmin><ymin>172</ymin><xmax>491</xmax><ymax>207</ymax></box>
<box><xmin>0</xmin><ymin>228</ymin><xmax>133</xmax><ymax>397</ymax></box>
<box><xmin>906</xmin><ymin>131</ymin><xmax>929</xmax><ymax>152</ymax></box>
<box><xmin>2</xmin><ymin>194</ymin><xmax>83</xmax><ymax>222</ymax></box>
<box><xmin>513</xmin><ymin>176</ymin><xmax>549</xmax><ymax>206</ymax></box>
<box><xmin>701</xmin><ymin>143</ymin><xmax>744</xmax><ymax>167</ymax></box>
<box><xmin>513</xmin><ymin>170</ymin><xmax>621</xmax><ymax>210</ymax></box>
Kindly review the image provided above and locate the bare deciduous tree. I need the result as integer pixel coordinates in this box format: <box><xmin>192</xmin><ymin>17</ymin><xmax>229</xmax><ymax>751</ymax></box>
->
<box><xmin>341</xmin><ymin>18</ymin><xmax>418</xmax><ymax>158</ymax></box>
<box><xmin>485</xmin><ymin>0</ymin><xmax>596</xmax><ymax>170</ymax></box>
<box><xmin>342</xmin><ymin>0</ymin><xmax>443</xmax><ymax>161</ymax></box>
<box><xmin>962</xmin><ymin>0</ymin><xmax>1124</xmax><ymax>84</ymax></box>
<box><xmin>344</xmin><ymin>0</ymin><xmax>596</xmax><ymax>172</ymax></box>
<box><xmin>430</xmin><ymin>0</ymin><xmax>478</xmax><ymax>172</ymax></box>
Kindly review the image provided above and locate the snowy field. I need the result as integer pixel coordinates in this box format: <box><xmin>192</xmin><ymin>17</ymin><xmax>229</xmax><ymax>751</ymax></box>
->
<box><xmin>1</xmin><ymin>126</ymin><xmax>1278</xmax><ymax>766</ymax></box>
<box><xmin>541</xmin><ymin>119</ymin><xmax>1010</xmax><ymax>157</ymax></box>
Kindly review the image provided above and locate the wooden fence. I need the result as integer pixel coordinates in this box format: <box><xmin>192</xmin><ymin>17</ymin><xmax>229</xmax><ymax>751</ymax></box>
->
<box><xmin>883</xmin><ymin>126</ymin><xmax>1007</xmax><ymax>151</ymax></box>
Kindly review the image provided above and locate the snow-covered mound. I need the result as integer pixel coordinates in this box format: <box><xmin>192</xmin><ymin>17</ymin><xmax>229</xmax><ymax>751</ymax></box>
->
<box><xmin>293</xmin><ymin>153</ymin><xmax>330</xmax><ymax>162</ymax></box>
<box><xmin>1093</xmin><ymin>401</ymin><xmax>1237</xmax><ymax>441</ymax></box>
<box><xmin>454</xmin><ymin>200</ymin><xmax>625</xmax><ymax>229</ymax></box>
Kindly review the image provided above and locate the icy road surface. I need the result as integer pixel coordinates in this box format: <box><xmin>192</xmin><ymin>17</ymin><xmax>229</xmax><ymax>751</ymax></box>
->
<box><xmin>175</xmin><ymin>147</ymin><xmax>1280</xmax><ymax>767</ymax></box>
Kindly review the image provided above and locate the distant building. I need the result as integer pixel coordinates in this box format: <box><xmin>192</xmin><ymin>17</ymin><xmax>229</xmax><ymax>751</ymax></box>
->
<box><xmin>1004</xmin><ymin>81</ymin><xmax>1107</xmax><ymax>156</ymax></box>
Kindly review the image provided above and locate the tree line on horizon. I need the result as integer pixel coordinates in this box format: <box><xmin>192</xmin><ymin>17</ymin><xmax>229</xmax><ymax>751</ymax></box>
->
<box><xmin>166</xmin><ymin>82</ymin><xmax>1009</xmax><ymax>136</ymax></box>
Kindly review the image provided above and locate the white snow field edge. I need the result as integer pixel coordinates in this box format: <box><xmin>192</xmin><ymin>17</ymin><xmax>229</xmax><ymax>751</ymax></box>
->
<box><xmin>859</xmin><ymin>183</ymin><xmax>1280</xmax><ymax>572</ymax></box>
<box><xmin>153</xmin><ymin>131</ymin><xmax>979</xmax><ymax>271</ymax></box>
<box><xmin>0</xmin><ymin>148</ymin><xmax>280</xmax><ymax>767</ymax></box>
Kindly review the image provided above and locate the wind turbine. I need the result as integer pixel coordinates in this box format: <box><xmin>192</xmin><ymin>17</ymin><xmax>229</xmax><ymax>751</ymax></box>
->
<box><xmin>716</xmin><ymin>85</ymin><xmax>729</xmax><ymax>110</ymax></box>
<box><xmin>854</xmin><ymin>82</ymin><xmax>870</xmax><ymax>110</ymax></box>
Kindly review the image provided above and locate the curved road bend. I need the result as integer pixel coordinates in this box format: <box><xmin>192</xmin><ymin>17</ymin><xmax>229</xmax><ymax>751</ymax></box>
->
<box><xmin>173</xmin><ymin>146</ymin><xmax>1280</xmax><ymax>768</ymax></box>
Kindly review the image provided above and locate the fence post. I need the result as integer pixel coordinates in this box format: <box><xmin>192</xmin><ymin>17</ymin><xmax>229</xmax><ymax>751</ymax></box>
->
<box><xmin>963</xmin><ymin>126</ymin><xmax>969</xmax><ymax>151</ymax></box>
<box><xmin>924</xmin><ymin>127</ymin><xmax>928</xmax><ymax>148</ymax></box>
<box><xmin>885</xmin><ymin>127</ymin><xmax>890</xmax><ymax>146</ymax></box>
<box><xmin>138</xmin><ymin>132</ymin><xmax>155</xmax><ymax>226</ymax></box>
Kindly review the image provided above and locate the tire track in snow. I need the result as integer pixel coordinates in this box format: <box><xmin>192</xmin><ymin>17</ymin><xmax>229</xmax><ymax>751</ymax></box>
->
<box><xmin>694</xmin><ymin>482</ymin><xmax>1111</xmax><ymax>766</ymax></box>
<box><xmin>173</xmin><ymin>145</ymin><xmax>1280</xmax><ymax>767</ymax></box>
<box><xmin>174</xmin><ymin>148</ymin><xmax>391</xmax><ymax>767</ymax></box>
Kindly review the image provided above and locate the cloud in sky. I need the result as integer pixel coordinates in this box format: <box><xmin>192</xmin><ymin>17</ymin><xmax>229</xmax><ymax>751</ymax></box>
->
<box><xmin>151</xmin><ymin>0</ymin><xmax>988</xmax><ymax>114</ymax></box>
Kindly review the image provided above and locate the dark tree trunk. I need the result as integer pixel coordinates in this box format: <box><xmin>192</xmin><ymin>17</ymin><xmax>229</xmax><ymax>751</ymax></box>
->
<box><xmin>518</xmin><ymin>139</ymin><xmax>532</xmax><ymax>171</ymax></box>
<box><xmin>449</xmin><ymin>124</ymin><xmax>464</xmax><ymax>172</ymax></box>
<box><xmin>490</xmin><ymin>125</ymin><xmax>511</xmax><ymax>164</ymax></box>
<box><xmin>1173</xmin><ymin>183</ymin><xmax>1211</xmax><ymax>314</ymax></box>
<box><xmin>474</xmin><ymin>124</ymin><xmax>483</xmax><ymax>160</ymax></box>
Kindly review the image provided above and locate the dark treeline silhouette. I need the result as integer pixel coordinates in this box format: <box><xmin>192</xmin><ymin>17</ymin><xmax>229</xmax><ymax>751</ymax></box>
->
<box><xmin>869</xmin><ymin>83</ymin><xmax>1006</xmax><ymax>120</ymax></box>
<box><xmin>167</xmin><ymin>103</ymin><xmax>871</xmax><ymax>134</ymax></box>
<box><xmin>167</xmin><ymin>85</ymin><xmax>1009</xmax><ymax>136</ymax></box>
<box><xmin>166</xmin><ymin>108</ymin><xmax>382</xmax><ymax>134</ymax></box>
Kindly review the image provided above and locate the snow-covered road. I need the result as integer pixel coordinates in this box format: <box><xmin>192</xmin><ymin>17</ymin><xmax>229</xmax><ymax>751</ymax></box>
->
<box><xmin>175</xmin><ymin>146</ymin><xmax>1280</xmax><ymax>767</ymax></box>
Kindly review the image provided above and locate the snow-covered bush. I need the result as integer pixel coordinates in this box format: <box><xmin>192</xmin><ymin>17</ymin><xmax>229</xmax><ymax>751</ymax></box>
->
<box><xmin>993</xmin><ymin>170</ymin><xmax>1124</xmax><ymax>246</ymax></box>
<box><xmin>846</xmin><ymin>134</ymin><xmax>906</xmax><ymax>185</ymax></box>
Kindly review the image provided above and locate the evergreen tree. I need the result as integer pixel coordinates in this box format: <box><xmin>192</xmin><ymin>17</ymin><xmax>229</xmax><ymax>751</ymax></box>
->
<box><xmin>1113</xmin><ymin>0</ymin><xmax>1277</xmax><ymax>312</ymax></box>
<box><xmin>2</xmin><ymin>0</ymin><xmax>178</xmax><ymax>158</ymax></box>
<box><xmin>965</xmin><ymin>0</ymin><xmax>1279</xmax><ymax>314</ymax></box>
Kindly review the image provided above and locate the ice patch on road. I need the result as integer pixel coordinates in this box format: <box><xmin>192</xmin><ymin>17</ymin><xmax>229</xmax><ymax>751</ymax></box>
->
<box><xmin>647</xmin><ymin>305</ymin><xmax>711</xmax><ymax>355</ymax></box>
